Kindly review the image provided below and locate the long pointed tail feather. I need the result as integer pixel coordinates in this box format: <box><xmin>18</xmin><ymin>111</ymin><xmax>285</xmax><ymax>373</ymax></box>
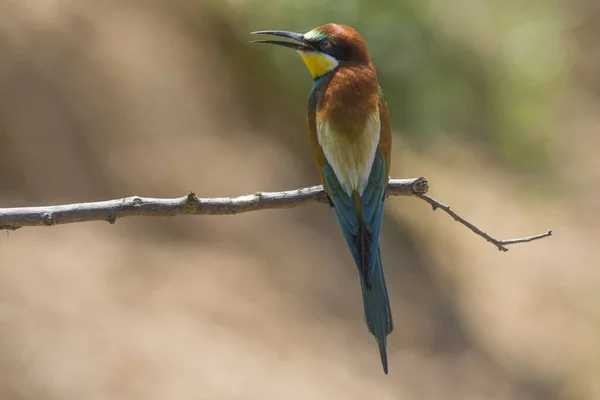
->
<box><xmin>360</xmin><ymin>249</ymin><xmax>393</xmax><ymax>374</ymax></box>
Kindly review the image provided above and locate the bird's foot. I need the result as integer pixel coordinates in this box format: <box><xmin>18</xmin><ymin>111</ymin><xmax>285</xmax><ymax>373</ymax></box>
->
<box><xmin>326</xmin><ymin>194</ymin><xmax>334</xmax><ymax>208</ymax></box>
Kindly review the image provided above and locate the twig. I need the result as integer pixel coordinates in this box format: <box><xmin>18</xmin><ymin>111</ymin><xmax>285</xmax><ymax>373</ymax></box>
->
<box><xmin>416</xmin><ymin>193</ymin><xmax>552</xmax><ymax>251</ymax></box>
<box><xmin>0</xmin><ymin>177</ymin><xmax>552</xmax><ymax>251</ymax></box>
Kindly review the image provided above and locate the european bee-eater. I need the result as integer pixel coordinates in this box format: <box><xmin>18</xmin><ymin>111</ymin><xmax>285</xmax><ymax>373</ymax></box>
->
<box><xmin>251</xmin><ymin>24</ymin><xmax>393</xmax><ymax>374</ymax></box>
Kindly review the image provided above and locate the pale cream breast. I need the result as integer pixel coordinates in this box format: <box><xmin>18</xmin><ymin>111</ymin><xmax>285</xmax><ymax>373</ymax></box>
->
<box><xmin>317</xmin><ymin>109</ymin><xmax>380</xmax><ymax>196</ymax></box>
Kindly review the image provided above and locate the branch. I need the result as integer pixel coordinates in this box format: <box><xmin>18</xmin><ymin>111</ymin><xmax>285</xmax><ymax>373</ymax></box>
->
<box><xmin>0</xmin><ymin>178</ymin><xmax>425</xmax><ymax>229</ymax></box>
<box><xmin>0</xmin><ymin>177</ymin><xmax>551</xmax><ymax>251</ymax></box>
<box><xmin>416</xmin><ymin>193</ymin><xmax>552</xmax><ymax>251</ymax></box>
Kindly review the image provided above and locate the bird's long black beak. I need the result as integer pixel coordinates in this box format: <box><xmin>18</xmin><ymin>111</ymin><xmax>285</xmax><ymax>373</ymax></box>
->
<box><xmin>250</xmin><ymin>30</ymin><xmax>312</xmax><ymax>51</ymax></box>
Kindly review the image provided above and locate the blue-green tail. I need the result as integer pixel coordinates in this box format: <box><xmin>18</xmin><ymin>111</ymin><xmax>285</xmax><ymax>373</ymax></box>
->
<box><xmin>360</xmin><ymin>249</ymin><xmax>393</xmax><ymax>374</ymax></box>
<box><xmin>321</xmin><ymin>154</ymin><xmax>392</xmax><ymax>373</ymax></box>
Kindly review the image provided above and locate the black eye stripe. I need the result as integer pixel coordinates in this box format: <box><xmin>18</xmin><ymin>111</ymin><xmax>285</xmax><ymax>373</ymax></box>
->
<box><xmin>309</xmin><ymin>39</ymin><xmax>351</xmax><ymax>62</ymax></box>
<box><xmin>324</xmin><ymin>45</ymin><xmax>350</xmax><ymax>61</ymax></box>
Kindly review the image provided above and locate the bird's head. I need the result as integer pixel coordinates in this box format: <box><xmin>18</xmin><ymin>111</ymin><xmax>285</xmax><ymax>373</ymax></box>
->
<box><xmin>251</xmin><ymin>24</ymin><xmax>371</xmax><ymax>80</ymax></box>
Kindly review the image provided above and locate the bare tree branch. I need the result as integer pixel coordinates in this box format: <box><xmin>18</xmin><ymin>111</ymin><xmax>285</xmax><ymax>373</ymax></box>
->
<box><xmin>0</xmin><ymin>177</ymin><xmax>551</xmax><ymax>251</ymax></box>
<box><xmin>416</xmin><ymin>193</ymin><xmax>552</xmax><ymax>251</ymax></box>
<box><xmin>0</xmin><ymin>178</ymin><xmax>425</xmax><ymax>229</ymax></box>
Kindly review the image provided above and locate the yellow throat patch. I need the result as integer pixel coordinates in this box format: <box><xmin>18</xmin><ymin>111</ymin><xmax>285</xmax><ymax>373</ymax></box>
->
<box><xmin>297</xmin><ymin>51</ymin><xmax>339</xmax><ymax>80</ymax></box>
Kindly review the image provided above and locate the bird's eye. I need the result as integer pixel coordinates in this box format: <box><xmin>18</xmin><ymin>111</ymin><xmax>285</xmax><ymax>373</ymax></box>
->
<box><xmin>321</xmin><ymin>40</ymin><xmax>332</xmax><ymax>49</ymax></box>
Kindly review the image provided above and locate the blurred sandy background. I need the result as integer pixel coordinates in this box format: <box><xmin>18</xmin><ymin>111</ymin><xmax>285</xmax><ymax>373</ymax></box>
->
<box><xmin>0</xmin><ymin>0</ymin><xmax>598</xmax><ymax>399</ymax></box>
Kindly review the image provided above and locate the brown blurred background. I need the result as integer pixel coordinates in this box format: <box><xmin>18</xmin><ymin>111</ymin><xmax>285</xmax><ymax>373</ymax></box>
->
<box><xmin>0</xmin><ymin>0</ymin><xmax>598</xmax><ymax>399</ymax></box>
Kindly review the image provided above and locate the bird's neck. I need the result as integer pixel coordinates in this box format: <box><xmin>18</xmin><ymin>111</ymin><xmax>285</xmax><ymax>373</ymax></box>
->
<box><xmin>308</xmin><ymin>69</ymin><xmax>336</xmax><ymax>112</ymax></box>
<box><xmin>317</xmin><ymin>64</ymin><xmax>379</xmax><ymax>134</ymax></box>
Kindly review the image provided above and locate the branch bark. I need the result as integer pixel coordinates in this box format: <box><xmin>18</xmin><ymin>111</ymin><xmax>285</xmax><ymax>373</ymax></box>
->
<box><xmin>0</xmin><ymin>177</ymin><xmax>551</xmax><ymax>251</ymax></box>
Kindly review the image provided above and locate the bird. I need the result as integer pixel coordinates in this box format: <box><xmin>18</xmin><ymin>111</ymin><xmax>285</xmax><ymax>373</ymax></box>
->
<box><xmin>251</xmin><ymin>24</ymin><xmax>393</xmax><ymax>374</ymax></box>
